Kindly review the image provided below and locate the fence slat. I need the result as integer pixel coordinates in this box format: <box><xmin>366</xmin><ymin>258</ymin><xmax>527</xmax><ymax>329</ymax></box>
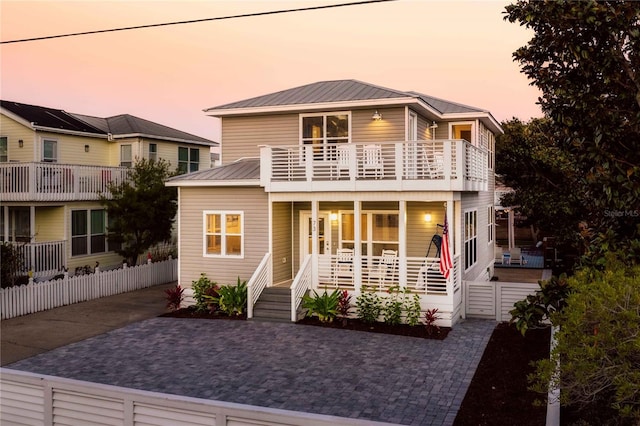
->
<box><xmin>1</xmin><ymin>259</ymin><xmax>177</xmax><ymax>320</ymax></box>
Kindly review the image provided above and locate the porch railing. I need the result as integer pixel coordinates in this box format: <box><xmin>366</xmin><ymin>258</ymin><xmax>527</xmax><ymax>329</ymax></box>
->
<box><xmin>247</xmin><ymin>253</ymin><xmax>272</xmax><ymax>319</ymax></box>
<box><xmin>290</xmin><ymin>254</ymin><xmax>312</xmax><ymax>321</ymax></box>
<box><xmin>316</xmin><ymin>254</ymin><xmax>458</xmax><ymax>297</ymax></box>
<box><xmin>260</xmin><ymin>140</ymin><xmax>487</xmax><ymax>192</ymax></box>
<box><xmin>0</xmin><ymin>162</ymin><xmax>130</xmax><ymax>201</ymax></box>
<box><xmin>6</xmin><ymin>240</ymin><xmax>67</xmax><ymax>278</ymax></box>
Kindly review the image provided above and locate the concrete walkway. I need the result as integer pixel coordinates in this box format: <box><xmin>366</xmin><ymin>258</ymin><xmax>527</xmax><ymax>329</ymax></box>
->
<box><xmin>1</xmin><ymin>282</ymin><xmax>176</xmax><ymax>365</ymax></box>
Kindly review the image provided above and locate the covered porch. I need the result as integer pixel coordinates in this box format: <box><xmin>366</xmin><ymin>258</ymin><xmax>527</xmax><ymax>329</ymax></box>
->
<box><xmin>250</xmin><ymin>196</ymin><xmax>463</xmax><ymax>325</ymax></box>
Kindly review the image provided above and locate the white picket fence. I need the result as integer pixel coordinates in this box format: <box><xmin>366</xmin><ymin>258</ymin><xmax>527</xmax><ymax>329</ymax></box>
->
<box><xmin>0</xmin><ymin>259</ymin><xmax>177</xmax><ymax>320</ymax></box>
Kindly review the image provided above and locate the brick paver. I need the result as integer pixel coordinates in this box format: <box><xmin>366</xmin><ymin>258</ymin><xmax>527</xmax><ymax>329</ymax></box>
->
<box><xmin>6</xmin><ymin>318</ymin><xmax>495</xmax><ymax>426</ymax></box>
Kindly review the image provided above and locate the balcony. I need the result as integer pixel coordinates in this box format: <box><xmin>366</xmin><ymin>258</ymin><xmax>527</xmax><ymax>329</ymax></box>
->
<box><xmin>260</xmin><ymin>140</ymin><xmax>488</xmax><ymax>192</ymax></box>
<box><xmin>0</xmin><ymin>162</ymin><xmax>130</xmax><ymax>202</ymax></box>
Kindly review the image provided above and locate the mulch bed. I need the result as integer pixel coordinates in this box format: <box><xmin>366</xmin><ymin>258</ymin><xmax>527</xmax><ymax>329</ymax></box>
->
<box><xmin>297</xmin><ymin>316</ymin><xmax>450</xmax><ymax>340</ymax></box>
<box><xmin>160</xmin><ymin>306</ymin><xmax>247</xmax><ymax>320</ymax></box>
<box><xmin>453</xmin><ymin>322</ymin><xmax>551</xmax><ymax>426</ymax></box>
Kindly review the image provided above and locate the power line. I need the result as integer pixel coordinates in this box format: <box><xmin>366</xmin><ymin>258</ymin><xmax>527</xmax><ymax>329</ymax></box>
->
<box><xmin>1</xmin><ymin>0</ymin><xmax>397</xmax><ymax>45</ymax></box>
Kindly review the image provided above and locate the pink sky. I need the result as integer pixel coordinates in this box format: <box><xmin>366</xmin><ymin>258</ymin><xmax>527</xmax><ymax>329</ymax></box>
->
<box><xmin>1</xmin><ymin>1</ymin><xmax>541</xmax><ymax>141</ymax></box>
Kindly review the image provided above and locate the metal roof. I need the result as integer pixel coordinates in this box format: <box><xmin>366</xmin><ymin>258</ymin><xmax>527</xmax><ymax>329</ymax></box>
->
<box><xmin>166</xmin><ymin>158</ymin><xmax>260</xmax><ymax>184</ymax></box>
<box><xmin>205</xmin><ymin>79</ymin><xmax>486</xmax><ymax>115</ymax></box>
<box><xmin>1</xmin><ymin>100</ymin><xmax>216</xmax><ymax>145</ymax></box>
<box><xmin>206</xmin><ymin>80</ymin><xmax>411</xmax><ymax>111</ymax></box>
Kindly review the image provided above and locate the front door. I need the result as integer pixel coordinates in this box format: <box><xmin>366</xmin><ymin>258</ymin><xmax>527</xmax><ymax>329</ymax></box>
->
<box><xmin>300</xmin><ymin>211</ymin><xmax>331</xmax><ymax>280</ymax></box>
<box><xmin>300</xmin><ymin>211</ymin><xmax>331</xmax><ymax>257</ymax></box>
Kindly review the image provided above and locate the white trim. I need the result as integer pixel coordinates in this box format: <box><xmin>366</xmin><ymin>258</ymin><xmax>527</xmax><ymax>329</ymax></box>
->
<box><xmin>463</xmin><ymin>208</ymin><xmax>478</xmax><ymax>272</ymax></box>
<box><xmin>41</xmin><ymin>136</ymin><xmax>58</xmax><ymax>162</ymax></box>
<box><xmin>448</xmin><ymin>121</ymin><xmax>475</xmax><ymax>145</ymax></box>
<box><xmin>205</xmin><ymin>97</ymin><xmax>417</xmax><ymax>116</ymax></box>
<box><xmin>165</xmin><ymin>180</ymin><xmax>261</xmax><ymax>187</ymax></box>
<box><xmin>111</xmin><ymin>133</ymin><xmax>216</xmax><ymax>146</ymax></box>
<box><xmin>202</xmin><ymin>210</ymin><xmax>245</xmax><ymax>258</ymax></box>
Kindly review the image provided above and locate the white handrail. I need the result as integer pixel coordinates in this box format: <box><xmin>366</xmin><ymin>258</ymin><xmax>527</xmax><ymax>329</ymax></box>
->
<box><xmin>246</xmin><ymin>253</ymin><xmax>272</xmax><ymax>319</ymax></box>
<box><xmin>290</xmin><ymin>254</ymin><xmax>312</xmax><ymax>322</ymax></box>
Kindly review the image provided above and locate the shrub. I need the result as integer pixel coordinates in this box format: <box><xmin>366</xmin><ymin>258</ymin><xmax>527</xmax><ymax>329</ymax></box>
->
<box><xmin>165</xmin><ymin>284</ymin><xmax>184</xmax><ymax>311</ymax></box>
<box><xmin>423</xmin><ymin>308</ymin><xmax>440</xmax><ymax>335</ymax></box>
<box><xmin>302</xmin><ymin>289</ymin><xmax>340</xmax><ymax>323</ymax></box>
<box><xmin>215</xmin><ymin>278</ymin><xmax>247</xmax><ymax>316</ymax></box>
<box><xmin>510</xmin><ymin>273</ymin><xmax>571</xmax><ymax>335</ymax></box>
<box><xmin>192</xmin><ymin>273</ymin><xmax>219</xmax><ymax>312</ymax></box>
<box><xmin>356</xmin><ymin>286</ymin><xmax>382</xmax><ymax>323</ymax></box>
<box><xmin>382</xmin><ymin>285</ymin><xmax>403</xmax><ymax>325</ymax></box>
<box><xmin>1</xmin><ymin>242</ymin><xmax>27</xmax><ymax>288</ymax></box>
<box><xmin>337</xmin><ymin>290</ymin><xmax>352</xmax><ymax>324</ymax></box>
<box><xmin>529</xmin><ymin>263</ymin><xmax>640</xmax><ymax>424</ymax></box>
<box><xmin>404</xmin><ymin>292</ymin><xmax>422</xmax><ymax>326</ymax></box>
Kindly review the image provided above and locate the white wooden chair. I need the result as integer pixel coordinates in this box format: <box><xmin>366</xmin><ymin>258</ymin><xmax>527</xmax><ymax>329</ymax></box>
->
<box><xmin>509</xmin><ymin>247</ymin><xmax>522</xmax><ymax>265</ymax></box>
<box><xmin>362</xmin><ymin>144</ymin><xmax>383</xmax><ymax>179</ymax></box>
<box><xmin>367</xmin><ymin>249</ymin><xmax>397</xmax><ymax>290</ymax></box>
<box><xmin>333</xmin><ymin>248</ymin><xmax>354</xmax><ymax>287</ymax></box>
<box><xmin>334</xmin><ymin>144</ymin><xmax>351</xmax><ymax>179</ymax></box>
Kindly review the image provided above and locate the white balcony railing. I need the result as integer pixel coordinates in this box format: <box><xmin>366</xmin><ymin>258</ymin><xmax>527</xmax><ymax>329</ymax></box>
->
<box><xmin>260</xmin><ymin>140</ymin><xmax>487</xmax><ymax>192</ymax></box>
<box><xmin>0</xmin><ymin>162</ymin><xmax>130</xmax><ymax>201</ymax></box>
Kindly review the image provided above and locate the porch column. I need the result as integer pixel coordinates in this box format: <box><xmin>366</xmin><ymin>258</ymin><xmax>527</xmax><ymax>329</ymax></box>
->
<box><xmin>311</xmin><ymin>200</ymin><xmax>319</xmax><ymax>288</ymax></box>
<box><xmin>508</xmin><ymin>209</ymin><xmax>515</xmax><ymax>250</ymax></box>
<box><xmin>353</xmin><ymin>200</ymin><xmax>362</xmax><ymax>294</ymax></box>
<box><xmin>2</xmin><ymin>205</ymin><xmax>8</xmax><ymax>242</ymax></box>
<box><xmin>30</xmin><ymin>205</ymin><xmax>36</xmax><ymax>273</ymax></box>
<box><xmin>398</xmin><ymin>200</ymin><xmax>407</xmax><ymax>289</ymax></box>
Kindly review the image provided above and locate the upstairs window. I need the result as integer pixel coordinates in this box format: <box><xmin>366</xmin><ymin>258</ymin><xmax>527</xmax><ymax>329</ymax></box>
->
<box><xmin>0</xmin><ymin>137</ymin><xmax>7</xmax><ymax>162</ymax></box>
<box><xmin>178</xmin><ymin>147</ymin><xmax>199</xmax><ymax>174</ymax></box>
<box><xmin>149</xmin><ymin>143</ymin><xmax>157</xmax><ymax>162</ymax></box>
<box><xmin>120</xmin><ymin>144</ymin><xmax>132</xmax><ymax>167</ymax></box>
<box><xmin>464</xmin><ymin>209</ymin><xmax>478</xmax><ymax>270</ymax></box>
<box><xmin>42</xmin><ymin>139</ymin><xmax>57</xmax><ymax>162</ymax></box>
<box><xmin>301</xmin><ymin>113</ymin><xmax>350</xmax><ymax>161</ymax></box>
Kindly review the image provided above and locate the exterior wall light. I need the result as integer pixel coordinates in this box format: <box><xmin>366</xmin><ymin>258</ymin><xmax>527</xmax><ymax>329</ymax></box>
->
<box><xmin>330</xmin><ymin>212</ymin><xmax>338</xmax><ymax>221</ymax></box>
<box><xmin>372</xmin><ymin>110</ymin><xmax>382</xmax><ymax>121</ymax></box>
<box><xmin>424</xmin><ymin>213</ymin><xmax>432</xmax><ymax>223</ymax></box>
<box><xmin>18</xmin><ymin>139</ymin><xmax>24</xmax><ymax>148</ymax></box>
<box><xmin>84</xmin><ymin>145</ymin><xmax>90</xmax><ymax>152</ymax></box>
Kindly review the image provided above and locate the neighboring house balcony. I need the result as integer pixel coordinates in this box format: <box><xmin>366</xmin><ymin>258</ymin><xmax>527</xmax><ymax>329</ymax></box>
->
<box><xmin>260</xmin><ymin>139</ymin><xmax>488</xmax><ymax>193</ymax></box>
<box><xmin>7</xmin><ymin>240</ymin><xmax>67</xmax><ymax>278</ymax></box>
<box><xmin>0</xmin><ymin>162</ymin><xmax>130</xmax><ymax>202</ymax></box>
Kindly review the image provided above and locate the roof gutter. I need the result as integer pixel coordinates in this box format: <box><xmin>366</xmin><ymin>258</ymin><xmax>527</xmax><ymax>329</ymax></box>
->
<box><xmin>111</xmin><ymin>133</ymin><xmax>218</xmax><ymax>146</ymax></box>
<box><xmin>165</xmin><ymin>179</ymin><xmax>260</xmax><ymax>187</ymax></box>
<box><xmin>204</xmin><ymin>97</ymin><xmax>418</xmax><ymax>117</ymax></box>
<box><xmin>32</xmin><ymin>125</ymin><xmax>108</xmax><ymax>139</ymax></box>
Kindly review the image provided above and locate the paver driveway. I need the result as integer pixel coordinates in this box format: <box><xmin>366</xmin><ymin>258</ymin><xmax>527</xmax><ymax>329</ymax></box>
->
<box><xmin>7</xmin><ymin>317</ymin><xmax>495</xmax><ymax>426</ymax></box>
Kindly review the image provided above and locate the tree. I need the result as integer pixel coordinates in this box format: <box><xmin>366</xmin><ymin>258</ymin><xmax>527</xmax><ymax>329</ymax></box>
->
<box><xmin>504</xmin><ymin>1</ymin><xmax>640</xmax><ymax>265</ymax></box>
<box><xmin>100</xmin><ymin>158</ymin><xmax>177</xmax><ymax>266</ymax></box>
<box><xmin>529</xmin><ymin>262</ymin><xmax>640</xmax><ymax>424</ymax></box>
<box><xmin>497</xmin><ymin>117</ymin><xmax>584</xmax><ymax>251</ymax></box>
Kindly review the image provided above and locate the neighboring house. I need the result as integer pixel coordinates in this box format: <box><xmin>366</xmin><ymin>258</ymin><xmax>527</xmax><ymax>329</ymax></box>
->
<box><xmin>0</xmin><ymin>100</ymin><xmax>217</xmax><ymax>276</ymax></box>
<box><xmin>166</xmin><ymin>80</ymin><xmax>502</xmax><ymax>327</ymax></box>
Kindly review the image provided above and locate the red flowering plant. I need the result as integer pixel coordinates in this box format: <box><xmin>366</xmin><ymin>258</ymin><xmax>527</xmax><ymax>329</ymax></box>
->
<box><xmin>165</xmin><ymin>284</ymin><xmax>185</xmax><ymax>311</ymax></box>
<box><xmin>423</xmin><ymin>308</ymin><xmax>441</xmax><ymax>335</ymax></box>
<box><xmin>337</xmin><ymin>290</ymin><xmax>352</xmax><ymax>326</ymax></box>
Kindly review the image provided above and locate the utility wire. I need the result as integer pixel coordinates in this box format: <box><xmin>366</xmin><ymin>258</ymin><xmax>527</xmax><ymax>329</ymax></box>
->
<box><xmin>1</xmin><ymin>0</ymin><xmax>397</xmax><ymax>45</ymax></box>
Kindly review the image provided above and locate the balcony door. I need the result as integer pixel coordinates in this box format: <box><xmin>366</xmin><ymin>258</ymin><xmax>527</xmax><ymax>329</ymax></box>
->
<box><xmin>406</xmin><ymin>111</ymin><xmax>419</xmax><ymax>178</ymax></box>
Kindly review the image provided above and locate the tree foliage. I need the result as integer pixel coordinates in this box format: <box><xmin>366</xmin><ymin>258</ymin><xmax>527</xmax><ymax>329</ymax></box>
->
<box><xmin>504</xmin><ymin>0</ymin><xmax>640</xmax><ymax>265</ymax></box>
<box><xmin>530</xmin><ymin>261</ymin><xmax>640</xmax><ymax>424</ymax></box>
<box><xmin>100</xmin><ymin>158</ymin><xmax>177</xmax><ymax>266</ymax></box>
<box><xmin>497</xmin><ymin>117</ymin><xmax>584</xmax><ymax>250</ymax></box>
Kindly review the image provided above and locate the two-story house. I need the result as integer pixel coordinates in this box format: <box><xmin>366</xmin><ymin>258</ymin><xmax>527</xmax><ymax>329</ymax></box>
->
<box><xmin>0</xmin><ymin>100</ymin><xmax>217</xmax><ymax>276</ymax></box>
<box><xmin>166</xmin><ymin>80</ymin><xmax>502</xmax><ymax>327</ymax></box>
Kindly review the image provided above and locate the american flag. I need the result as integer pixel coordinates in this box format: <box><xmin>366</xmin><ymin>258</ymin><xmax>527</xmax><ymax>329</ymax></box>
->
<box><xmin>439</xmin><ymin>216</ymin><xmax>453</xmax><ymax>279</ymax></box>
